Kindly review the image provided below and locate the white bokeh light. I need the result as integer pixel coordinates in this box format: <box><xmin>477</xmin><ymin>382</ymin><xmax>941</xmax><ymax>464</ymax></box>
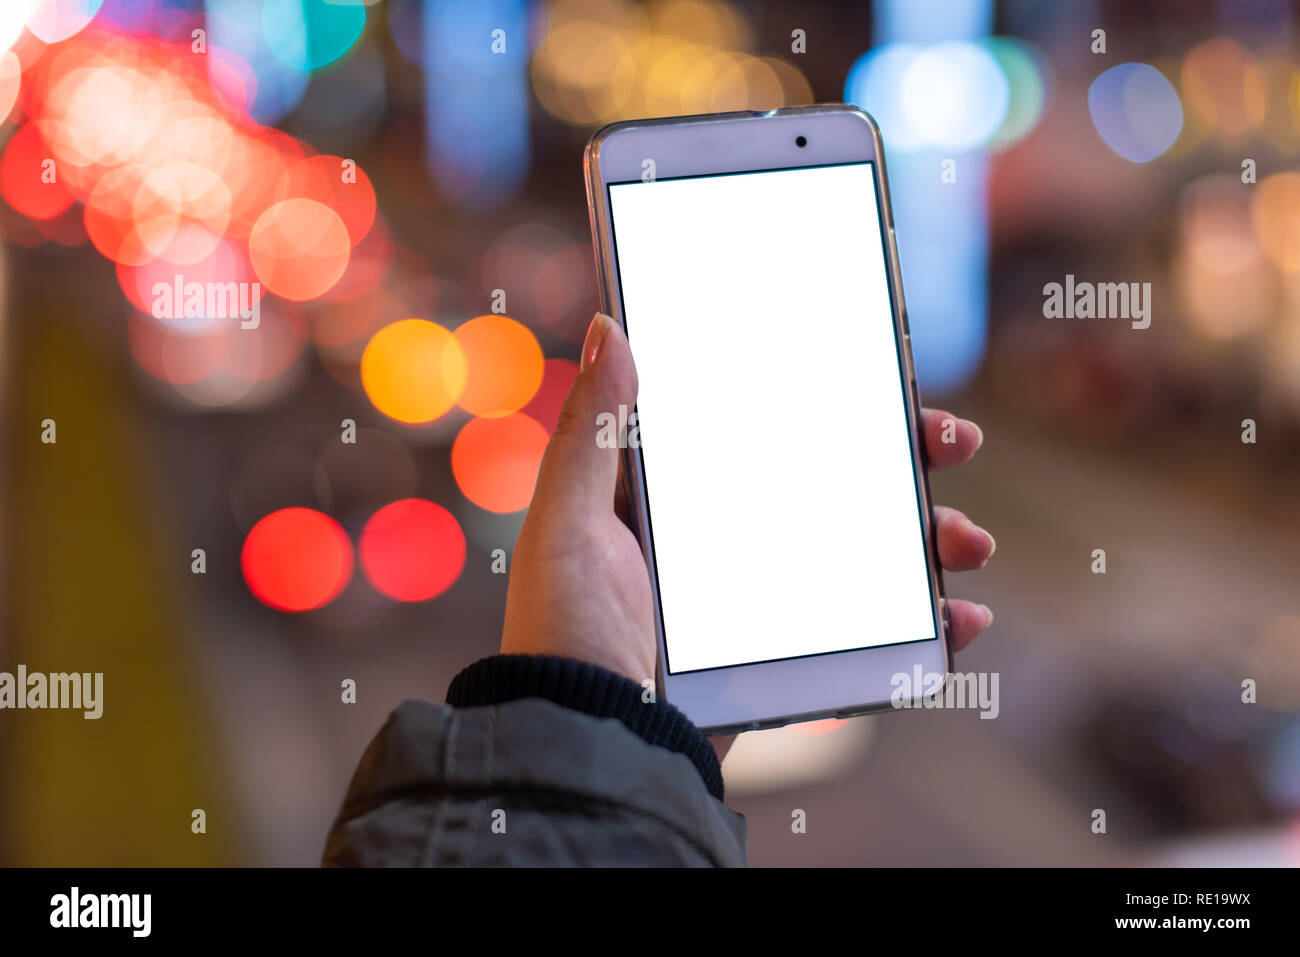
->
<box><xmin>845</xmin><ymin>43</ymin><xmax>927</xmax><ymax>151</ymax></box>
<box><xmin>901</xmin><ymin>41</ymin><xmax>1009</xmax><ymax>151</ymax></box>
<box><xmin>0</xmin><ymin>1</ymin><xmax>40</xmax><ymax>54</ymax></box>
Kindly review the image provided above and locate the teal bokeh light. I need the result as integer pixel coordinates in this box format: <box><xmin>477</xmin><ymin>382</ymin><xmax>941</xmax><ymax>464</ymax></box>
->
<box><xmin>263</xmin><ymin>0</ymin><xmax>367</xmax><ymax>72</ymax></box>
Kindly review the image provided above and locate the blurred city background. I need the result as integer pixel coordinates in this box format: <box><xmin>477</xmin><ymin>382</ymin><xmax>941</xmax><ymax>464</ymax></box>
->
<box><xmin>1</xmin><ymin>0</ymin><xmax>1298</xmax><ymax>866</ymax></box>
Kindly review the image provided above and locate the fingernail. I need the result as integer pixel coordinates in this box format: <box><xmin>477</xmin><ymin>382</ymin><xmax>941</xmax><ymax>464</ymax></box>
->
<box><xmin>979</xmin><ymin>604</ymin><xmax>994</xmax><ymax>628</ymax></box>
<box><xmin>962</xmin><ymin>418</ymin><xmax>985</xmax><ymax>449</ymax></box>
<box><xmin>982</xmin><ymin>528</ymin><xmax>997</xmax><ymax>558</ymax></box>
<box><xmin>582</xmin><ymin>312</ymin><xmax>613</xmax><ymax>371</ymax></box>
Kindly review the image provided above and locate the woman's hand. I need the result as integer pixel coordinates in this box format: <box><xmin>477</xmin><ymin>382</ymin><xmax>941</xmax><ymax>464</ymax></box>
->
<box><xmin>501</xmin><ymin>313</ymin><xmax>995</xmax><ymax>747</ymax></box>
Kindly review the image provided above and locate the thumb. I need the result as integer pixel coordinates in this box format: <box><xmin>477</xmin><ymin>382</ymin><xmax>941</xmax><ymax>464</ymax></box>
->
<box><xmin>529</xmin><ymin>312</ymin><xmax>638</xmax><ymax>520</ymax></box>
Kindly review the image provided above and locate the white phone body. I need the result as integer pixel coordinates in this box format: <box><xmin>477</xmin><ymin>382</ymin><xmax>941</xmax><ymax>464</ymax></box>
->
<box><xmin>584</xmin><ymin>105</ymin><xmax>951</xmax><ymax>733</ymax></box>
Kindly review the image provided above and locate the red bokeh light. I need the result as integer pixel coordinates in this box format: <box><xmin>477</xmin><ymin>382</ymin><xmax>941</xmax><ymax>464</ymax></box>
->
<box><xmin>521</xmin><ymin>357</ymin><xmax>580</xmax><ymax>433</ymax></box>
<box><xmin>84</xmin><ymin>163</ymin><xmax>153</xmax><ymax>264</ymax></box>
<box><xmin>1</xmin><ymin>21</ymin><xmax>382</xmax><ymax>391</ymax></box>
<box><xmin>282</xmin><ymin>154</ymin><xmax>376</xmax><ymax>247</ymax></box>
<box><xmin>359</xmin><ymin>498</ymin><xmax>467</xmax><ymax>602</ymax></box>
<box><xmin>241</xmin><ymin>507</ymin><xmax>354</xmax><ymax>612</ymax></box>
<box><xmin>0</xmin><ymin>122</ymin><xmax>75</xmax><ymax>220</ymax></box>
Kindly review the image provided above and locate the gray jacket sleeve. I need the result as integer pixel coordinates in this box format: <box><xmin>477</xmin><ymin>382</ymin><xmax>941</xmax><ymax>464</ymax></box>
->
<box><xmin>322</xmin><ymin>698</ymin><xmax>747</xmax><ymax>867</ymax></box>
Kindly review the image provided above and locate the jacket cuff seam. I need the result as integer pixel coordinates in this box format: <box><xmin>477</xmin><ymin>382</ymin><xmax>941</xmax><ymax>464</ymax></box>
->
<box><xmin>445</xmin><ymin>654</ymin><xmax>724</xmax><ymax>802</ymax></box>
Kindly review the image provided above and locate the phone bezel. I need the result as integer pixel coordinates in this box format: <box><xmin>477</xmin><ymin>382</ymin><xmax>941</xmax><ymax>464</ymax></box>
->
<box><xmin>584</xmin><ymin>104</ymin><xmax>952</xmax><ymax>733</ymax></box>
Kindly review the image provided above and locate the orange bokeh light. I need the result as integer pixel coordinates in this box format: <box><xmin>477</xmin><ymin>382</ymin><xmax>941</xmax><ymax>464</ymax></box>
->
<box><xmin>1252</xmin><ymin>172</ymin><xmax>1300</xmax><ymax>271</ymax></box>
<box><xmin>249</xmin><ymin>197</ymin><xmax>351</xmax><ymax>301</ymax></box>
<box><xmin>452</xmin><ymin>314</ymin><xmax>545</xmax><ymax>418</ymax></box>
<box><xmin>451</xmin><ymin>413</ymin><xmax>551</xmax><ymax>513</ymax></box>
<box><xmin>1181</xmin><ymin>38</ymin><xmax>1267</xmax><ymax>138</ymax></box>
<box><xmin>361</xmin><ymin>318</ymin><xmax>467</xmax><ymax>424</ymax></box>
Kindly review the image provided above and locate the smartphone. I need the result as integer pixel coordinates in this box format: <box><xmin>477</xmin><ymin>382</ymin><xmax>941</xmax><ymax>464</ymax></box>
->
<box><xmin>584</xmin><ymin>104</ymin><xmax>950</xmax><ymax>733</ymax></box>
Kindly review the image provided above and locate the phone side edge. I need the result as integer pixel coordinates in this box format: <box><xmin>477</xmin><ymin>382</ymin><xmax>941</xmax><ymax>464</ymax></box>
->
<box><xmin>862</xmin><ymin>113</ymin><xmax>955</xmax><ymax>680</ymax></box>
<box><xmin>583</xmin><ymin>124</ymin><xmax>675</xmax><ymax>711</ymax></box>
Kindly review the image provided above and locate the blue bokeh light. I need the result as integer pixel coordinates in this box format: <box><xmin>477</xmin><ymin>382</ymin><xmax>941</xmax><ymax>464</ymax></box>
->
<box><xmin>1088</xmin><ymin>62</ymin><xmax>1183</xmax><ymax>164</ymax></box>
<box><xmin>206</xmin><ymin>0</ymin><xmax>310</xmax><ymax>124</ymax></box>
<box><xmin>423</xmin><ymin>0</ymin><xmax>531</xmax><ymax>211</ymax></box>
<box><xmin>846</xmin><ymin>0</ymin><xmax>997</xmax><ymax>396</ymax></box>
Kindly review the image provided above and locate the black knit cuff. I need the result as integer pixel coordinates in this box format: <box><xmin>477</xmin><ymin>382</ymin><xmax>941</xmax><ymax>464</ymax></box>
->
<box><xmin>446</xmin><ymin>654</ymin><xmax>724</xmax><ymax>802</ymax></box>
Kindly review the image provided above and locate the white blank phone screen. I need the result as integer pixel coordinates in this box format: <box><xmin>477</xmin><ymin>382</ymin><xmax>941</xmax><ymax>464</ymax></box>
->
<box><xmin>607</xmin><ymin>162</ymin><xmax>937</xmax><ymax>674</ymax></box>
